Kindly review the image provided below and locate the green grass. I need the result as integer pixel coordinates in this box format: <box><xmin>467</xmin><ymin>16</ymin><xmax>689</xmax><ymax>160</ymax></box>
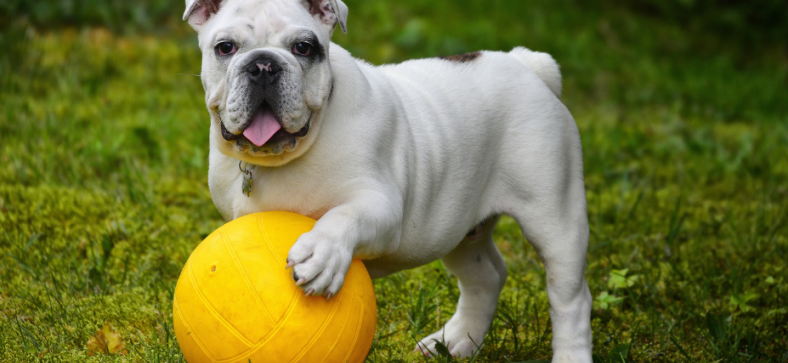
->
<box><xmin>1</xmin><ymin>0</ymin><xmax>787</xmax><ymax>361</ymax></box>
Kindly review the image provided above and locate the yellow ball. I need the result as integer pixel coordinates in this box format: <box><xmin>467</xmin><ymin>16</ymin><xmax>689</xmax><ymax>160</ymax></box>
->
<box><xmin>173</xmin><ymin>211</ymin><xmax>377</xmax><ymax>363</ymax></box>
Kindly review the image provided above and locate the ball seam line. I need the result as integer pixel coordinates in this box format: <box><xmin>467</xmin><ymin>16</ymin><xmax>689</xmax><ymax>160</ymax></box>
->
<box><xmin>220</xmin><ymin>224</ymin><xmax>277</xmax><ymax>326</ymax></box>
<box><xmin>316</xmin><ymin>296</ymin><xmax>354</xmax><ymax>363</ymax></box>
<box><xmin>173</xmin><ymin>294</ymin><xmax>217</xmax><ymax>362</ymax></box>
<box><xmin>258</xmin><ymin>213</ymin><xmax>310</xmax><ymax>271</ymax></box>
<box><xmin>258</xmin><ymin>213</ymin><xmax>291</xmax><ymax>271</ymax></box>
<box><xmin>218</xmin><ymin>287</ymin><xmax>303</xmax><ymax>362</ymax></box>
<box><xmin>287</xmin><ymin>290</ymin><xmax>345</xmax><ymax>363</ymax></box>
<box><xmin>341</xmin><ymin>293</ymin><xmax>366</xmax><ymax>362</ymax></box>
<box><xmin>186</xmin><ymin>239</ymin><xmax>256</xmax><ymax>348</ymax></box>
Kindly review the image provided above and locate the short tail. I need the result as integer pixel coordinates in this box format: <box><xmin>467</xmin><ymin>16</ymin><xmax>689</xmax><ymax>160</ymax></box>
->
<box><xmin>509</xmin><ymin>47</ymin><xmax>562</xmax><ymax>98</ymax></box>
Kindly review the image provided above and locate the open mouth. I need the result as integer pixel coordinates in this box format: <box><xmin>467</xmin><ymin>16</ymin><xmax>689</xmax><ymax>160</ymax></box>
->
<box><xmin>220</xmin><ymin>102</ymin><xmax>309</xmax><ymax>147</ymax></box>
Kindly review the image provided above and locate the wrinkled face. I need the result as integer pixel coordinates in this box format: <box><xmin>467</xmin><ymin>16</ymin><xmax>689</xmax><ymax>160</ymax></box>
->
<box><xmin>193</xmin><ymin>0</ymin><xmax>341</xmax><ymax>166</ymax></box>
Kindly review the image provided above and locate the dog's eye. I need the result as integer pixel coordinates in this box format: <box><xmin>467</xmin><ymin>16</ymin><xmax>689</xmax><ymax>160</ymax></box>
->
<box><xmin>215</xmin><ymin>42</ymin><xmax>237</xmax><ymax>56</ymax></box>
<box><xmin>292</xmin><ymin>42</ymin><xmax>312</xmax><ymax>56</ymax></box>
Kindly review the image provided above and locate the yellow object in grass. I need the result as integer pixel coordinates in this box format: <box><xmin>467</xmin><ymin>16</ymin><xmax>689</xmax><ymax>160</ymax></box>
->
<box><xmin>173</xmin><ymin>211</ymin><xmax>377</xmax><ymax>363</ymax></box>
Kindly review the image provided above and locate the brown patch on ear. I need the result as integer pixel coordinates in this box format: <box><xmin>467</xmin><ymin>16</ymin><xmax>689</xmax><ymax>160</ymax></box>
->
<box><xmin>307</xmin><ymin>0</ymin><xmax>329</xmax><ymax>16</ymax></box>
<box><xmin>305</xmin><ymin>0</ymin><xmax>347</xmax><ymax>33</ymax></box>
<box><xmin>184</xmin><ymin>0</ymin><xmax>224</xmax><ymax>24</ymax></box>
<box><xmin>307</xmin><ymin>0</ymin><xmax>333</xmax><ymax>25</ymax></box>
<box><xmin>201</xmin><ymin>0</ymin><xmax>222</xmax><ymax>15</ymax></box>
<box><xmin>439</xmin><ymin>52</ymin><xmax>482</xmax><ymax>63</ymax></box>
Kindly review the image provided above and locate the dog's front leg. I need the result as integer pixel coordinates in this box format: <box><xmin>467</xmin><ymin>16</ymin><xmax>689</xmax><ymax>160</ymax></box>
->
<box><xmin>415</xmin><ymin>217</ymin><xmax>506</xmax><ymax>358</ymax></box>
<box><xmin>286</xmin><ymin>191</ymin><xmax>401</xmax><ymax>298</ymax></box>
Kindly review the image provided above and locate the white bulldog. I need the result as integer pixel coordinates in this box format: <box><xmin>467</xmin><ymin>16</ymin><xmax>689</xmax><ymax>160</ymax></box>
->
<box><xmin>184</xmin><ymin>0</ymin><xmax>592</xmax><ymax>360</ymax></box>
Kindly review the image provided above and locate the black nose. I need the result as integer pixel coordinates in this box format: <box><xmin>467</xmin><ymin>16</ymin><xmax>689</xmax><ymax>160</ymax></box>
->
<box><xmin>246</xmin><ymin>58</ymin><xmax>281</xmax><ymax>83</ymax></box>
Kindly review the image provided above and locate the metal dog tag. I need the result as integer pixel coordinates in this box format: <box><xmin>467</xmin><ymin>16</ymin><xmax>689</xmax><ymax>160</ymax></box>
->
<box><xmin>239</xmin><ymin>161</ymin><xmax>255</xmax><ymax>197</ymax></box>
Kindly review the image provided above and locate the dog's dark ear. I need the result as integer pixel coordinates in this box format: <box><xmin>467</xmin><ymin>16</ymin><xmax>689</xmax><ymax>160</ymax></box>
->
<box><xmin>305</xmin><ymin>0</ymin><xmax>348</xmax><ymax>34</ymax></box>
<box><xmin>183</xmin><ymin>0</ymin><xmax>225</xmax><ymax>31</ymax></box>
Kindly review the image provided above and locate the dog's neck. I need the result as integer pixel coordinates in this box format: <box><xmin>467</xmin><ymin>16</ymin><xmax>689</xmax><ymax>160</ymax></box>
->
<box><xmin>325</xmin><ymin>42</ymin><xmax>373</xmax><ymax>112</ymax></box>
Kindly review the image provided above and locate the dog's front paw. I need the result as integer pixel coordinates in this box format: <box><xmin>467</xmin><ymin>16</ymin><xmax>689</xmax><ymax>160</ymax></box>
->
<box><xmin>285</xmin><ymin>231</ymin><xmax>353</xmax><ymax>299</ymax></box>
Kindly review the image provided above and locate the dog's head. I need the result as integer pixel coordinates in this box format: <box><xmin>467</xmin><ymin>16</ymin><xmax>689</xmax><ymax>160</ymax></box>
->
<box><xmin>185</xmin><ymin>0</ymin><xmax>347</xmax><ymax>166</ymax></box>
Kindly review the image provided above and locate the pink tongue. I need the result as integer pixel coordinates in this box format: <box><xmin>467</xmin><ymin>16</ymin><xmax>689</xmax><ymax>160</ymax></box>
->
<box><xmin>243</xmin><ymin>107</ymin><xmax>282</xmax><ymax>147</ymax></box>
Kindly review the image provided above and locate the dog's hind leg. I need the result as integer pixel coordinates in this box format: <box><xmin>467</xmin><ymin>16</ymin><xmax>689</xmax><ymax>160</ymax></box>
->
<box><xmin>415</xmin><ymin>216</ymin><xmax>507</xmax><ymax>358</ymax></box>
<box><xmin>506</xmin><ymin>171</ymin><xmax>593</xmax><ymax>362</ymax></box>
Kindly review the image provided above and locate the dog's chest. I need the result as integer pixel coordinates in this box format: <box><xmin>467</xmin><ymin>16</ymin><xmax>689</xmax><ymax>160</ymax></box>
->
<box><xmin>208</xmin><ymin>154</ymin><xmax>338</xmax><ymax>221</ymax></box>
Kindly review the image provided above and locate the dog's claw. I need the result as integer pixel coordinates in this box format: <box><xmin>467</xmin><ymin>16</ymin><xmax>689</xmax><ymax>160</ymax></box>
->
<box><xmin>325</xmin><ymin>292</ymin><xmax>333</xmax><ymax>301</ymax></box>
<box><xmin>285</xmin><ymin>260</ymin><xmax>295</xmax><ymax>269</ymax></box>
<box><xmin>305</xmin><ymin>288</ymin><xmax>315</xmax><ymax>296</ymax></box>
<box><xmin>295</xmin><ymin>277</ymin><xmax>306</xmax><ymax>286</ymax></box>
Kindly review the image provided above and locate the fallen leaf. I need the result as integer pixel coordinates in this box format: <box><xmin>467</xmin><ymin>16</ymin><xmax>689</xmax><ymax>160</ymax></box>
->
<box><xmin>86</xmin><ymin>322</ymin><xmax>127</xmax><ymax>356</ymax></box>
